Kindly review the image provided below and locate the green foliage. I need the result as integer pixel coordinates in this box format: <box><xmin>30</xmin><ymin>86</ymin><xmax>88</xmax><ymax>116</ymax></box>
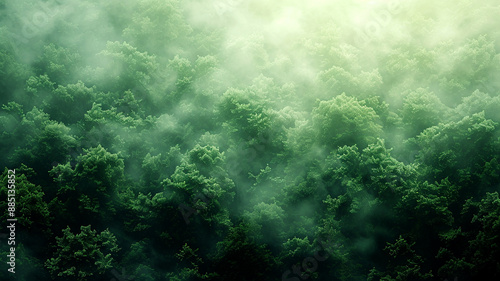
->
<box><xmin>379</xmin><ymin>236</ymin><xmax>433</xmax><ymax>281</ymax></box>
<box><xmin>98</xmin><ymin>41</ymin><xmax>159</xmax><ymax>92</ymax></box>
<box><xmin>0</xmin><ymin>243</ymin><xmax>48</xmax><ymax>280</ymax></box>
<box><xmin>73</xmin><ymin>145</ymin><xmax>124</xmax><ymax>193</ymax></box>
<box><xmin>1</xmin><ymin>1</ymin><xmax>500</xmax><ymax>280</ymax></box>
<box><xmin>122</xmin><ymin>0</ymin><xmax>191</xmax><ymax>54</ymax></box>
<box><xmin>219</xmin><ymin>88</ymin><xmax>273</xmax><ymax>141</ymax></box>
<box><xmin>456</xmin><ymin>89</ymin><xmax>500</xmax><ymax>123</ymax></box>
<box><xmin>11</xmin><ymin>107</ymin><xmax>77</xmax><ymax>175</ymax></box>
<box><xmin>44</xmin><ymin>81</ymin><xmax>96</xmax><ymax>124</ymax></box>
<box><xmin>141</xmin><ymin>145</ymin><xmax>182</xmax><ymax>188</ymax></box>
<box><xmin>45</xmin><ymin>225</ymin><xmax>120</xmax><ymax>281</ymax></box>
<box><xmin>34</xmin><ymin>44</ymin><xmax>81</xmax><ymax>84</ymax></box>
<box><xmin>164</xmin><ymin>145</ymin><xmax>235</xmax><ymax>231</ymax></box>
<box><xmin>319</xmin><ymin>67</ymin><xmax>383</xmax><ymax>98</ymax></box>
<box><xmin>463</xmin><ymin>192</ymin><xmax>500</xmax><ymax>279</ymax></box>
<box><xmin>400</xmin><ymin>88</ymin><xmax>449</xmax><ymax>136</ymax></box>
<box><xmin>0</xmin><ymin>167</ymin><xmax>51</xmax><ymax>232</ymax></box>
<box><xmin>409</xmin><ymin>112</ymin><xmax>498</xmax><ymax>188</ymax></box>
<box><xmin>49</xmin><ymin>145</ymin><xmax>125</xmax><ymax>224</ymax></box>
<box><xmin>212</xmin><ymin>223</ymin><xmax>279</xmax><ymax>281</ymax></box>
<box><xmin>243</xmin><ymin>202</ymin><xmax>285</xmax><ymax>244</ymax></box>
<box><xmin>313</xmin><ymin>93</ymin><xmax>382</xmax><ymax>148</ymax></box>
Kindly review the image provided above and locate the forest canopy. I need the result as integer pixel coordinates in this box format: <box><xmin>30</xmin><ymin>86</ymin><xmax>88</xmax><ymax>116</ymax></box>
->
<box><xmin>1</xmin><ymin>0</ymin><xmax>500</xmax><ymax>280</ymax></box>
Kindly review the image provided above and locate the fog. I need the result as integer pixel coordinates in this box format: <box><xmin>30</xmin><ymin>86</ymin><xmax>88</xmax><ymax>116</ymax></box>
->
<box><xmin>1</xmin><ymin>0</ymin><xmax>500</xmax><ymax>280</ymax></box>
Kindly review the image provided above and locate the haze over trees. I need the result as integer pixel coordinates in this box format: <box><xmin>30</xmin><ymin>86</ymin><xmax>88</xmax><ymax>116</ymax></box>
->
<box><xmin>1</xmin><ymin>0</ymin><xmax>500</xmax><ymax>280</ymax></box>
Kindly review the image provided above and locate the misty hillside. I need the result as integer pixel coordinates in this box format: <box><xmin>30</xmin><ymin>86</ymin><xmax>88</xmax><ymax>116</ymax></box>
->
<box><xmin>1</xmin><ymin>0</ymin><xmax>500</xmax><ymax>280</ymax></box>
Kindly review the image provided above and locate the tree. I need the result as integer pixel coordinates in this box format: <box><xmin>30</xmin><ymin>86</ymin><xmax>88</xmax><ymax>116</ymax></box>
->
<box><xmin>395</xmin><ymin>179</ymin><xmax>456</xmax><ymax>240</ymax></box>
<box><xmin>168</xmin><ymin>55</ymin><xmax>193</xmax><ymax>94</ymax></box>
<box><xmin>24</xmin><ymin>74</ymin><xmax>56</xmax><ymax>108</ymax></box>
<box><xmin>164</xmin><ymin>145</ymin><xmax>235</xmax><ymax>232</ymax></box>
<box><xmin>44</xmin><ymin>81</ymin><xmax>96</xmax><ymax>124</ymax></box>
<box><xmin>374</xmin><ymin>236</ymin><xmax>433</xmax><ymax>281</ymax></box>
<box><xmin>455</xmin><ymin>89</ymin><xmax>500</xmax><ymax>123</ymax></box>
<box><xmin>400</xmin><ymin>88</ymin><xmax>448</xmax><ymax>137</ymax></box>
<box><xmin>218</xmin><ymin>88</ymin><xmax>273</xmax><ymax>142</ymax></box>
<box><xmin>463</xmin><ymin>192</ymin><xmax>500</xmax><ymax>279</ymax></box>
<box><xmin>0</xmin><ymin>102</ymin><xmax>23</xmax><ymax>166</ymax></box>
<box><xmin>319</xmin><ymin>66</ymin><xmax>383</xmax><ymax>98</ymax></box>
<box><xmin>141</xmin><ymin>146</ymin><xmax>182</xmax><ymax>190</ymax></box>
<box><xmin>122</xmin><ymin>0</ymin><xmax>192</xmax><ymax>54</ymax></box>
<box><xmin>211</xmin><ymin>223</ymin><xmax>279</xmax><ymax>281</ymax></box>
<box><xmin>409</xmin><ymin>112</ymin><xmax>498</xmax><ymax>190</ymax></box>
<box><xmin>0</xmin><ymin>166</ymin><xmax>51</xmax><ymax>233</ymax></box>
<box><xmin>243</xmin><ymin>202</ymin><xmax>285</xmax><ymax>246</ymax></box>
<box><xmin>218</xmin><ymin>87</ymin><xmax>281</xmax><ymax>179</ymax></box>
<box><xmin>312</xmin><ymin>93</ymin><xmax>382</xmax><ymax>149</ymax></box>
<box><xmin>49</xmin><ymin>145</ymin><xmax>125</xmax><ymax>226</ymax></box>
<box><xmin>11</xmin><ymin>107</ymin><xmax>77</xmax><ymax>179</ymax></box>
<box><xmin>33</xmin><ymin>44</ymin><xmax>81</xmax><ymax>85</ymax></box>
<box><xmin>97</xmin><ymin>41</ymin><xmax>159</xmax><ymax>92</ymax></box>
<box><xmin>318</xmin><ymin>66</ymin><xmax>358</xmax><ymax>95</ymax></box>
<box><xmin>279</xmin><ymin>237</ymin><xmax>315</xmax><ymax>267</ymax></box>
<box><xmin>120</xmin><ymin>240</ymin><xmax>157</xmax><ymax>281</ymax></box>
<box><xmin>45</xmin><ymin>225</ymin><xmax>120</xmax><ymax>281</ymax></box>
<box><xmin>170</xmin><ymin>243</ymin><xmax>216</xmax><ymax>281</ymax></box>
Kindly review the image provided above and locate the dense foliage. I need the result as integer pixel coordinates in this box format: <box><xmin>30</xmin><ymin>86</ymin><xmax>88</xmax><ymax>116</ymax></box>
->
<box><xmin>1</xmin><ymin>0</ymin><xmax>500</xmax><ymax>280</ymax></box>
